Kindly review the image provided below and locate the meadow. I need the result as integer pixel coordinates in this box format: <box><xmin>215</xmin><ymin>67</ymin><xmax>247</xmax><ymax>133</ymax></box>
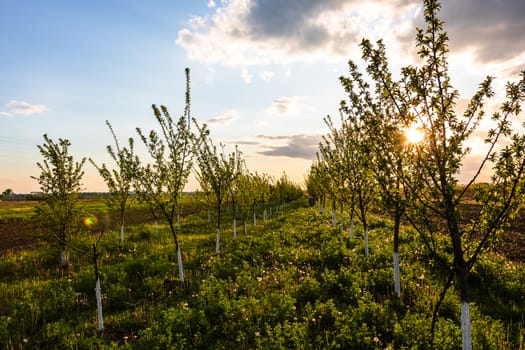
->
<box><xmin>0</xmin><ymin>199</ymin><xmax>523</xmax><ymax>349</ymax></box>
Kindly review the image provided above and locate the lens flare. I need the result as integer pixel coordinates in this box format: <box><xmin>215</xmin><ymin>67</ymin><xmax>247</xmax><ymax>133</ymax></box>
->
<box><xmin>83</xmin><ymin>215</ymin><xmax>98</xmax><ymax>228</ymax></box>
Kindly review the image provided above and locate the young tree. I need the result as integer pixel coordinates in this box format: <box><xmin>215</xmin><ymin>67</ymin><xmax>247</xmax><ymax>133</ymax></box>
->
<box><xmin>32</xmin><ymin>134</ymin><xmax>86</xmax><ymax>266</ymax></box>
<box><xmin>135</xmin><ymin>68</ymin><xmax>194</xmax><ymax>282</ymax></box>
<box><xmin>349</xmin><ymin>1</ymin><xmax>525</xmax><ymax>348</ymax></box>
<box><xmin>236</xmin><ymin>170</ymin><xmax>255</xmax><ymax>234</ymax></box>
<box><xmin>90</xmin><ymin>121</ymin><xmax>140</xmax><ymax>246</ymax></box>
<box><xmin>194</xmin><ymin>120</ymin><xmax>243</xmax><ymax>254</ymax></box>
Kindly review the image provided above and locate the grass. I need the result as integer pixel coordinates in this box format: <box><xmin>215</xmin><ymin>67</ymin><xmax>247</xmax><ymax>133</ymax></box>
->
<box><xmin>0</xmin><ymin>200</ymin><xmax>523</xmax><ymax>349</ymax></box>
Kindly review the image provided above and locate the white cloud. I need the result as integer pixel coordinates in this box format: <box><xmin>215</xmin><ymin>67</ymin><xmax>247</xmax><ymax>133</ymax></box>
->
<box><xmin>175</xmin><ymin>0</ymin><xmax>421</xmax><ymax>66</ymax></box>
<box><xmin>0</xmin><ymin>100</ymin><xmax>48</xmax><ymax>117</ymax></box>
<box><xmin>241</xmin><ymin>67</ymin><xmax>253</xmax><ymax>84</ymax></box>
<box><xmin>206</xmin><ymin>110</ymin><xmax>239</xmax><ymax>125</ymax></box>
<box><xmin>207</xmin><ymin>0</ymin><xmax>216</xmax><ymax>8</ymax></box>
<box><xmin>264</xmin><ymin>96</ymin><xmax>313</xmax><ymax>117</ymax></box>
<box><xmin>259</xmin><ymin>70</ymin><xmax>275</xmax><ymax>82</ymax></box>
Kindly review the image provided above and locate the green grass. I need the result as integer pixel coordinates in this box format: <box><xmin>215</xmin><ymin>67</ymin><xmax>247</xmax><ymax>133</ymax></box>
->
<box><xmin>0</xmin><ymin>201</ymin><xmax>523</xmax><ymax>349</ymax></box>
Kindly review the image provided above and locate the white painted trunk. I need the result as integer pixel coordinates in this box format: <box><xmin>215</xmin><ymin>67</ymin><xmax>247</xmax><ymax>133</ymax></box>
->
<box><xmin>364</xmin><ymin>227</ymin><xmax>369</xmax><ymax>257</ymax></box>
<box><xmin>320</xmin><ymin>204</ymin><xmax>324</xmax><ymax>215</ymax></box>
<box><xmin>177</xmin><ymin>245</ymin><xmax>184</xmax><ymax>282</ymax></box>
<box><xmin>177</xmin><ymin>214</ymin><xmax>180</xmax><ymax>229</ymax></box>
<box><xmin>269</xmin><ymin>207</ymin><xmax>272</xmax><ymax>217</ymax></box>
<box><xmin>263</xmin><ymin>209</ymin><xmax>267</xmax><ymax>222</ymax></box>
<box><xmin>253</xmin><ymin>212</ymin><xmax>257</xmax><ymax>227</ymax></box>
<box><xmin>216</xmin><ymin>228</ymin><xmax>220</xmax><ymax>254</ymax></box>
<box><xmin>95</xmin><ymin>278</ymin><xmax>104</xmax><ymax>331</ymax></box>
<box><xmin>154</xmin><ymin>220</ymin><xmax>159</xmax><ymax>238</ymax></box>
<box><xmin>120</xmin><ymin>225</ymin><xmax>124</xmax><ymax>246</ymax></box>
<box><xmin>340</xmin><ymin>216</ymin><xmax>343</xmax><ymax>233</ymax></box>
<box><xmin>349</xmin><ymin>218</ymin><xmax>354</xmax><ymax>239</ymax></box>
<box><xmin>332</xmin><ymin>209</ymin><xmax>336</xmax><ymax>227</ymax></box>
<box><xmin>244</xmin><ymin>221</ymin><xmax>247</xmax><ymax>234</ymax></box>
<box><xmin>393</xmin><ymin>252</ymin><xmax>401</xmax><ymax>297</ymax></box>
<box><xmin>461</xmin><ymin>301</ymin><xmax>472</xmax><ymax>350</ymax></box>
<box><xmin>60</xmin><ymin>249</ymin><xmax>69</xmax><ymax>266</ymax></box>
<box><xmin>233</xmin><ymin>219</ymin><xmax>237</xmax><ymax>240</ymax></box>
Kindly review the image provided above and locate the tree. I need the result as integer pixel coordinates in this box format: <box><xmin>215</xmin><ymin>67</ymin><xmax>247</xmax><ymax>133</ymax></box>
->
<box><xmin>321</xmin><ymin>97</ymin><xmax>377</xmax><ymax>256</ymax></box>
<box><xmin>90</xmin><ymin>121</ymin><xmax>140</xmax><ymax>246</ymax></box>
<box><xmin>1</xmin><ymin>188</ymin><xmax>13</xmax><ymax>200</ymax></box>
<box><xmin>235</xmin><ymin>170</ymin><xmax>255</xmax><ymax>234</ymax></box>
<box><xmin>32</xmin><ymin>134</ymin><xmax>86</xmax><ymax>266</ymax></box>
<box><xmin>349</xmin><ymin>1</ymin><xmax>525</xmax><ymax>348</ymax></box>
<box><xmin>135</xmin><ymin>68</ymin><xmax>194</xmax><ymax>282</ymax></box>
<box><xmin>340</xmin><ymin>43</ymin><xmax>410</xmax><ymax>297</ymax></box>
<box><xmin>194</xmin><ymin>120</ymin><xmax>243</xmax><ymax>254</ymax></box>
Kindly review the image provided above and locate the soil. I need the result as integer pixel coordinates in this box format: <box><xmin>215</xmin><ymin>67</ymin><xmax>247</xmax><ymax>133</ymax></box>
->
<box><xmin>0</xmin><ymin>201</ymin><xmax>201</xmax><ymax>256</ymax></box>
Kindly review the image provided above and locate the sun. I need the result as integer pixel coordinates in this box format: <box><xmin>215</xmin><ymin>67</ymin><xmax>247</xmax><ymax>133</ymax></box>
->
<box><xmin>405</xmin><ymin>125</ymin><xmax>424</xmax><ymax>144</ymax></box>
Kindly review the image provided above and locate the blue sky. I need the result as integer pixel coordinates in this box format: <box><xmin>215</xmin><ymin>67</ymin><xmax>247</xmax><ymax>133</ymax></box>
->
<box><xmin>1</xmin><ymin>0</ymin><xmax>524</xmax><ymax>193</ymax></box>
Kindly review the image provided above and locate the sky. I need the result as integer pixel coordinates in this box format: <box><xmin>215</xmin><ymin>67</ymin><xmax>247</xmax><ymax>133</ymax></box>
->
<box><xmin>1</xmin><ymin>0</ymin><xmax>524</xmax><ymax>194</ymax></box>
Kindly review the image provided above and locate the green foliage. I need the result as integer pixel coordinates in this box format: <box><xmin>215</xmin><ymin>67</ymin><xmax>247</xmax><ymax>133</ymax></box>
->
<box><xmin>0</xmin><ymin>204</ymin><xmax>522</xmax><ymax>348</ymax></box>
<box><xmin>31</xmin><ymin>134</ymin><xmax>86</xmax><ymax>266</ymax></box>
<box><xmin>89</xmin><ymin>120</ymin><xmax>140</xmax><ymax>234</ymax></box>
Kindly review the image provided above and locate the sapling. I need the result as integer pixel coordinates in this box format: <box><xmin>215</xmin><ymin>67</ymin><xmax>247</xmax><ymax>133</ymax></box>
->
<box><xmin>32</xmin><ymin>134</ymin><xmax>86</xmax><ymax>267</ymax></box>
<box><xmin>135</xmin><ymin>68</ymin><xmax>195</xmax><ymax>282</ymax></box>
<box><xmin>90</xmin><ymin>121</ymin><xmax>140</xmax><ymax>248</ymax></box>
<box><xmin>194</xmin><ymin>122</ymin><xmax>243</xmax><ymax>254</ymax></box>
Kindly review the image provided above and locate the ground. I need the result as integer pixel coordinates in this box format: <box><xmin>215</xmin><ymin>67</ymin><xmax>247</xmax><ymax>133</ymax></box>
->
<box><xmin>1</xmin><ymin>200</ymin><xmax>524</xmax><ymax>261</ymax></box>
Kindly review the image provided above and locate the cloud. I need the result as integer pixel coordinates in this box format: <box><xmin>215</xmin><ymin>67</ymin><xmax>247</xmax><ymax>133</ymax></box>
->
<box><xmin>175</xmin><ymin>0</ymin><xmax>420</xmax><ymax>66</ymax></box>
<box><xmin>259</xmin><ymin>70</ymin><xmax>275</xmax><ymax>82</ymax></box>
<box><xmin>264</xmin><ymin>96</ymin><xmax>313</xmax><ymax>116</ymax></box>
<box><xmin>255</xmin><ymin>134</ymin><xmax>321</xmax><ymax>159</ymax></box>
<box><xmin>207</xmin><ymin>0</ymin><xmax>216</xmax><ymax>8</ymax></box>
<box><xmin>0</xmin><ymin>100</ymin><xmax>48</xmax><ymax>117</ymax></box>
<box><xmin>440</xmin><ymin>0</ymin><xmax>525</xmax><ymax>64</ymax></box>
<box><xmin>400</xmin><ymin>0</ymin><xmax>525</xmax><ymax>72</ymax></box>
<box><xmin>241</xmin><ymin>68</ymin><xmax>253</xmax><ymax>84</ymax></box>
<box><xmin>176</xmin><ymin>0</ymin><xmax>523</xmax><ymax>78</ymax></box>
<box><xmin>206</xmin><ymin>110</ymin><xmax>239</xmax><ymax>125</ymax></box>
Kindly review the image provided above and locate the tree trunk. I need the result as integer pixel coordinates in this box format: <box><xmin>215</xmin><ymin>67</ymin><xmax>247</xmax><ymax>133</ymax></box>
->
<box><xmin>154</xmin><ymin>220</ymin><xmax>158</xmax><ymax>238</ymax></box>
<box><xmin>349</xmin><ymin>216</ymin><xmax>354</xmax><ymax>239</ymax></box>
<box><xmin>457</xmin><ymin>259</ymin><xmax>471</xmax><ymax>350</ymax></box>
<box><xmin>461</xmin><ymin>301</ymin><xmax>472</xmax><ymax>350</ymax></box>
<box><xmin>364</xmin><ymin>222</ymin><xmax>369</xmax><ymax>257</ymax></box>
<box><xmin>60</xmin><ymin>247</ymin><xmax>69</xmax><ymax>267</ymax></box>
<box><xmin>233</xmin><ymin>219</ymin><xmax>237</xmax><ymax>240</ymax></box>
<box><xmin>92</xmin><ymin>243</ymin><xmax>104</xmax><ymax>331</ymax></box>
<box><xmin>177</xmin><ymin>244</ymin><xmax>184</xmax><ymax>282</ymax></box>
<box><xmin>393</xmin><ymin>207</ymin><xmax>401</xmax><ymax>297</ymax></box>
<box><xmin>95</xmin><ymin>277</ymin><xmax>104</xmax><ymax>331</ymax></box>
<box><xmin>340</xmin><ymin>203</ymin><xmax>344</xmax><ymax>233</ymax></box>
<box><xmin>119</xmin><ymin>224</ymin><xmax>124</xmax><ymax>246</ymax></box>
<box><xmin>216</xmin><ymin>228</ymin><xmax>220</xmax><ymax>254</ymax></box>
<box><xmin>216</xmin><ymin>199</ymin><xmax>222</xmax><ymax>254</ymax></box>
<box><xmin>244</xmin><ymin>219</ymin><xmax>247</xmax><ymax>234</ymax></box>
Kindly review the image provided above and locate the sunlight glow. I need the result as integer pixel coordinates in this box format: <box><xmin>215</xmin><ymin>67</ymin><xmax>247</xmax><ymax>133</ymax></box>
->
<box><xmin>405</xmin><ymin>125</ymin><xmax>424</xmax><ymax>144</ymax></box>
